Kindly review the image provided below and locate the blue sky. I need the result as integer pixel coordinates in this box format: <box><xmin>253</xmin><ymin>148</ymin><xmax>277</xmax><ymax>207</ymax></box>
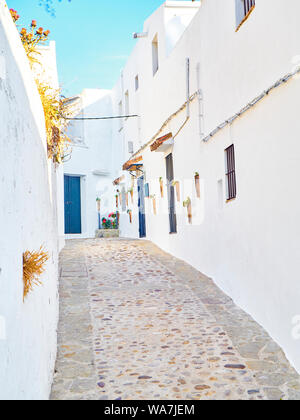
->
<box><xmin>7</xmin><ymin>0</ymin><xmax>184</xmax><ymax>96</ymax></box>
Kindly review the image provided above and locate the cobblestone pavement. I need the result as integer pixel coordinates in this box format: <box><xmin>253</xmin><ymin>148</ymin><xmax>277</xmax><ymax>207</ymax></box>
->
<box><xmin>51</xmin><ymin>239</ymin><xmax>300</xmax><ymax>400</ymax></box>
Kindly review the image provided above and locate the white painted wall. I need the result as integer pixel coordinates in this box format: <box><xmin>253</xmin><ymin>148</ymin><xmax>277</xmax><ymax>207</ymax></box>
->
<box><xmin>0</xmin><ymin>1</ymin><xmax>61</xmax><ymax>399</ymax></box>
<box><xmin>64</xmin><ymin>89</ymin><xmax>116</xmax><ymax>238</ymax></box>
<box><xmin>110</xmin><ymin>0</ymin><xmax>300</xmax><ymax>373</ymax></box>
<box><xmin>36</xmin><ymin>41</ymin><xmax>65</xmax><ymax>251</ymax></box>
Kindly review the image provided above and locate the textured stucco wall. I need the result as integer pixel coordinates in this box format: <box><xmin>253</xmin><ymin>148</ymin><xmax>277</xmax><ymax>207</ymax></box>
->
<box><xmin>0</xmin><ymin>1</ymin><xmax>60</xmax><ymax>399</ymax></box>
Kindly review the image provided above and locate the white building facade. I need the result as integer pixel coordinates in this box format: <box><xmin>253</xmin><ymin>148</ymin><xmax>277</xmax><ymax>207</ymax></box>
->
<box><xmin>63</xmin><ymin>0</ymin><xmax>300</xmax><ymax>374</ymax></box>
<box><xmin>109</xmin><ymin>0</ymin><xmax>300</xmax><ymax>374</ymax></box>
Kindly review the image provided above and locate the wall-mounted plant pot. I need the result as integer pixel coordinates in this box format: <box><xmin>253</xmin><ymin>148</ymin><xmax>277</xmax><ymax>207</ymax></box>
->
<box><xmin>96</xmin><ymin>199</ymin><xmax>101</xmax><ymax>213</ymax></box>
<box><xmin>159</xmin><ymin>178</ymin><xmax>164</xmax><ymax>198</ymax></box>
<box><xmin>195</xmin><ymin>174</ymin><xmax>200</xmax><ymax>198</ymax></box>
<box><xmin>126</xmin><ymin>192</ymin><xmax>129</xmax><ymax>207</ymax></box>
<box><xmin>129</xmin><ymin>189</ymin><xmax>134</xmax><ymax>203</ymax></box>
<box><xmin>183</xmin><ymin>197</ymin><xmax>192</xmax><ymax>224</ymax></box>
<box><xmin>151</xmin><ymin>197</ymin><xmax>157</xmax><ymax>215</ymax></box>
<box><xmin>128</xmin><ymin>211</ymin><xmax>132</xmax><ymax>223</ymax></box>
<box><xmin>174</xmin><ymin>182</ymin><xmax>180</xmax><ymax>202</ymax></box>
<box><xmin>187</xmin><ymin>203</ymin><xmax>192</xmax><ymax>224</ymax></box>
<box><xmin>116</xmin><ymin>195</ymin><xmax>119</xmax><ymax>208</ymax></box>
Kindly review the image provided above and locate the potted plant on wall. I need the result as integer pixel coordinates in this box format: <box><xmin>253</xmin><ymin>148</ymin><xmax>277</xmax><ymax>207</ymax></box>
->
<box><xmin>150</xmin><ymin>195</ymin><xmax>157</xmax><ymax>215</ymax></box>
<box><xmin>115</xmin><ymin>194</ymin><xmax>119</xmax><ymax>208</ymax></box>
<box><xmin>128</xmin><ymin>187</ymin><xmax>134</xmax><ymax>203</ymax></box>
<box><xmin>96</xmin><ymin>197</ymin><xmax>101</xmax><ymax>213</ymax></box>
<box><xmin>172</xmin><ymin>181</ymin><xmax>180</xmax><ymax>202</ymax></box>
<box><xmin>126</xmin><ymin>191</ymin><xmax>129</xmax><ymax>207</ymax></box>
<box><xmin>183</xmin><ymin>197</ymin><xmax>192</xmax><ymax>224</ymax></box>
<box><xmin>195</xmin><ymin>172</ymin><xmax>200</xmax><ymax>198</ymax></box>
<box><xmin>159</xmin><ymin>177</ymin><xmax>164</xmax><ymax>198</ymax></box>
<box><xmin>127</xmin><ymin>209</ymin><xmax>132</xmax><ymax>223</ymax></box>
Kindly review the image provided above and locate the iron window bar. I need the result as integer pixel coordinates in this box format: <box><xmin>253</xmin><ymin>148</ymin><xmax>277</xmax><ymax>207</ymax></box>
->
<box><xmin>244</xmin><ymin>0</ymin><xmax>255</xmax><ymax>17</ymax></box>
<box><xmin>225</xmin><ymin>145</ymin><xmax>237</xmax><ymax>201</ymax></box>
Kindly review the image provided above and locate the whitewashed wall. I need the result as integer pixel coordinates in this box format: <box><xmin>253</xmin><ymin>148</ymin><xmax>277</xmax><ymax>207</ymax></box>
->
<box><xmin>64</xmin><ymin>89</ymin><xmax>116</xmax><ymax>238</ymax></box>
<box><xmin>111</xmin><ymin>0</ymin><xmax>300</xmax><ymax>373</ymax></box>
<box><xmin>0</xmin><ymin>1</ymin><xmax>61</xmax><ymax>399</ymax></box>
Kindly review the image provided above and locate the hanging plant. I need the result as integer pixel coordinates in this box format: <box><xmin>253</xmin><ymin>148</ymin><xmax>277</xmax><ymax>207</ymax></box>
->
<box><xmin>172</xmin><ymin>180</ymin><xmax>180</xmax><ymax>202</ymax></box>
<box><xmin>159</xmin><ymin>177</ymin><xmax>164</xmax><ymax>198</ymax></box>
<box><xmin>150</xmin><ymin>195</ymin><xmax>157</xmax><ymax>215</ymax></box>
<box><xmin>10</xmin><ymin>10</ymin><xmax>73</xmax><ymax>164</ymax></box>
<box><xmin>183</xmin><ymin>197</ymin><xmax>192</xmax><ymax>224</ymax></box>
<box><xmin>23</xmin><ymin>247</ymin><xmax>49</xmax><ymax>301</ymax></box>
<box><xmin>127</xmin><ymin>209</ymin><xmax>132</xmax><ymax>223</ymax></box>
<box><xmin>128</xmin><ymin>187</ymin><xmax>134</xmax><ymax>203</ymax></box>
<box><xmin>195</xmin><ymin>172</ymin><xmax>200</xmax><ymax>198</ymax></box>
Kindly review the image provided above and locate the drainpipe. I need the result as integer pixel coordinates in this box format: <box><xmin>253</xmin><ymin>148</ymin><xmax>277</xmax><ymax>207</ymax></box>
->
<box><xmin>186</xmin><ymin>58</ymin><xmax>190</xmax><ymax>119</ymax></box>
<box><xmin>196</xmin><ymin>62</ymin><xmax>204</xmax><ymax>139</ymax></box>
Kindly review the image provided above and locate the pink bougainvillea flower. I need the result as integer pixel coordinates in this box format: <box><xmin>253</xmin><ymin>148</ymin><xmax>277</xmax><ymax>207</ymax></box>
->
<box><xmin>43</xmin><ymin>30</ymin><xmax>50</xmax><ymax>37</ymax></box>
<box><xmin>36</xmin><ymin>27</ymin><xmax>44</xmax><ymax>35</ymax></box>
<box><xmin>31</xmin><ymin>20</ymin><xmax>37</xmax><ymax>28</ymax></box>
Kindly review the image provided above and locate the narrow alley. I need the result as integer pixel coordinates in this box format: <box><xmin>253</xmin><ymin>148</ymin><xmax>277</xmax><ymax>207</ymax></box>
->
<box><xmin>51</xmin><ymin>239</ymin><xmax>300</xmax><ymax>401</ymax></box>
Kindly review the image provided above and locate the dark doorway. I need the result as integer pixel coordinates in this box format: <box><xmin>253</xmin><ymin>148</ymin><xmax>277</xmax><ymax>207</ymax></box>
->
<box><xmin>166</xmin><ymin>154</ymin><xmax>177</xmax><ymax>234</ymax></box>
<box><xmin>64</xmin><ymin>175</ymin><xmax>82</xmax><ymax>234</ymax></box>
<box><xmin>137</xmin><ymin>176</ymin><xmax>146</xmax><ymax>238</ymax></box>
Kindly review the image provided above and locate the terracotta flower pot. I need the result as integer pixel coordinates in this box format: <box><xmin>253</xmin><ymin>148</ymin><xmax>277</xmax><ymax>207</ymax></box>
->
<box><xmin>116</xmin><ymin>196</ymin><xmax>119</xmax><ymax>208</ymax></box>
<box><xmin>159</xmin><ymin>179</ymin><xmax>164</xmax><ymax>198</ymax></box>
<box><xmin>187</xmin><ymin>203</ymin><xmax>192</xmax><ymax>224</ymax></box>
<box><xmin>153</xmin><ymin>198</ymin><xmax>157</xmax><ymax>215</ymax></box>
<box><xmin>128</xmin><ymin>211</ymin><xmax>132</xmax><ymax>223</ymax></box>
<box><xmin>175</xmin><ymin>182</ymin><xmax>180</xmax><ymax>202</ymax></box>
<box><xmin>195</xmin><ymin>175</ymin><xmax>200</xmax><ymax>198</ymax></box>
<box><xmin>130</xmin><ymin>190</ymin><xmax>134</xmax><ymax>203</ymax></box>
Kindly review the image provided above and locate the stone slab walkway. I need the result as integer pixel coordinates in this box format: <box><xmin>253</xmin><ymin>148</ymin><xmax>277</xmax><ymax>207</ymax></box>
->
<box><xmin>51</xmin><ymin>239</ymin><xmax>300</xmax><ymax>400</ymax></box>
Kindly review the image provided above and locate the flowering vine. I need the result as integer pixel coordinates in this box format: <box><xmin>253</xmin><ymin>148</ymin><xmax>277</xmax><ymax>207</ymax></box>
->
<box><xmin>9</xmin><ymin>9</ymin><xmax>72</xmax><ymax>164</ymax></box>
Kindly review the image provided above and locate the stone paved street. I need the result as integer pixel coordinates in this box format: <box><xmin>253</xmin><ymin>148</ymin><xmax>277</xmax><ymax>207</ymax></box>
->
<box><xmin>51</xmin><ymin>239</ymin><xmax>300</xmax><ymax>400</ymax></box>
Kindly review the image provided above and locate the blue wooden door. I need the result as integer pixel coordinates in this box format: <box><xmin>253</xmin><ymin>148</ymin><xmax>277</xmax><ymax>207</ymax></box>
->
<box><xmin>138</xmin><ymin>177</ymin><xmax>146</xmax><ymax>238</ymax></box>
<box><xmin>64</xmin><ymin>175</ymin><xmax>82</xmax><ymax>234</ymax></box>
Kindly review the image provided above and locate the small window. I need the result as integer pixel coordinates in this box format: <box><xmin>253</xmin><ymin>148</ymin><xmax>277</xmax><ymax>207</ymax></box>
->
<box><xmin>225</xmin><ymin>145</ymin><xmax>237</xmax><ymax>201</ymax></box>
<box><xmin>128</xmin><ymin>141</ymin><xmax>134</xmax><ymax>154</ymax></box>
<box><xmin>235</xmin><ymin>0</ymin><xmax>255</xmax><ymax>29</ymax></box>
<box><xmin>152</xmin><ymin>34</ymin><xmax>159</xmax><ymax>76</ymax></box>
<box><xmin>135</xmin><ymin>75</ymin><xmax>139</xmax><ymax>91</ymax></box>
